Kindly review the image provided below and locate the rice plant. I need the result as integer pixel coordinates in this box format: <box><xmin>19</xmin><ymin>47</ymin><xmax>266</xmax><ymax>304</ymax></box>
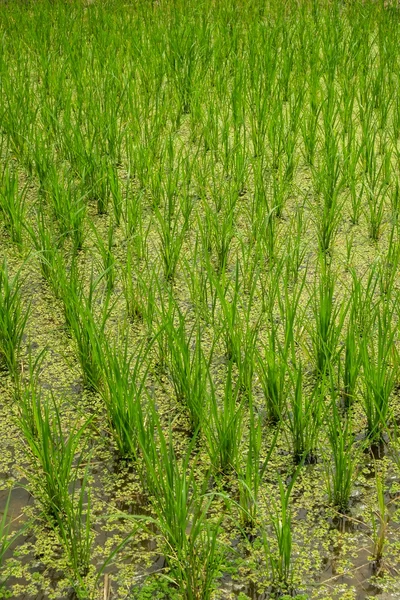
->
<box><xmin>263</xmin><ymin>470</ymin><xmax>300</xmax><ymax>595</ymax></box>
<box><xmin>138</xmin><ymin>417</ymin><xmax>224</xmax><ymax>600</ymax></box>
<box><xmin>61</xmin><ymin>270</ymin><xmax>109</xmax><ymax>391</ymax></box>
<box><xmin>361</xmin><ymin>309</ymin><xmax>397</xmax><ymax>443</ymax></box>
<box><xmin>17</xmin><ymin>392</ymin><xmax>90</xmax><ymax>525</ymax></box>
<box><xmin>0</xmin><ymin>260</ymin><xmax>29</xmax><ymax>378</ymax></box>
<box><xmin>285</xmin><ymin>364</ymin><xmax>321</xmax><ymax>464</ymax></box>
<box><xmin>121</xmin><ymin>244</ymin><xmax>149</xmax><ymax>322</ymax></box>
<box><xmin>325</xmin><ymin>385</ymin><xmax>358</xmax><ymax>512</ymax></box>
<box><xmin>237</xmin><ymin>400</ymin><xmax>279</xmax><ymax>530</ymax></box>
<box><xmin>311</xmin><ymin>266</ymin><xmax>347</xmax><ymax>377</ymax></box>
<box><xmin>165</xmin><ymin>310</ymin><xmax>211</xmax><ymax>434</ymax></box>
<box><xmin>205</xmin><ymin>361</ymin><xmax>244</xmax><ymax>475</ymax></box>
<box><xmin>56</xmin><ymin>463</ymin><xmax>95</xmax><ymax>597</ymax></box>
<box><xmin>0</xmin><ymin>167</ymin><xmax>27</xmax><ymax>248</ymax></box>
<box><xmin>27</xmin><ymin>207</ymin><xmax>65</xmax><ymax>298</ymax></box>
<box><xmin>257</xmin><ymin>328</ymin><xmax>288</xmax><ymax>425</ymax></box>
<box><xmin>100</xmin><ymin>335</ymin><xmax>151</xmax><ymax>460</ymax></box>
<box><xmin>340</xmin><ymin>310</ymin><xmax>361</xmax><ymax>408</ymax></box>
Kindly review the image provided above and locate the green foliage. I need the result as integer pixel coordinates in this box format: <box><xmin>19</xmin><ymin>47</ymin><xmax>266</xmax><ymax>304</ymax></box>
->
<box><xmin>0</xmin><ymin>260</ymin><xmax>29</xmax><ymax>379</ymax></box>
<box><xmin>2</xmin><ymin>0</ymin><xmax>400</xmax><ymax>597</ymax></box>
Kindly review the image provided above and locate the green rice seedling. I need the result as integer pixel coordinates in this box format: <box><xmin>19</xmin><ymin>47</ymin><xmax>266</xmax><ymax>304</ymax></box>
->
<box><xmin>151</xmin><ymin>302</ymin><xmax>170</xmax><ymax>375</ymax></box>
<box><xmin>91</xmin><ymin>220</ymin><xmax>116</xmax><ymax>293</ymax></box>
<box><xmin>341</xmin><ymin>334</ymin><xmax>359</xmax><ymax>409</ymax></box>
<box><xmin>121</xmin><ymin>244</ymin><xmax>147</xmax><ymax>322</ymax></box>
<box><xmin>165</xmin><ymin>309</ymin><xmax>211</xmax><ymax>434</ymax></box>
<box><xmin>349</xmin><ymin>175</ymin><xmax>364</xmax><ymax>228</ymax></box>
<box><xmin>17</xmin><ymin>392</ymin><xmax>90</xmax><ymax>524</ymax></box>
<box><xmin>248</xmin><ymin>72</ymin><xmax>271</xmax><ymax>160</ymax></box>
<box><xmin>315</xmin><ymin>195</ymin><xmax>344</xmax><ymax>258</ymax></box>
<box><xmin>56</xmin><ymin>462</ymin><xmax>94</xmax><ymax>597</ymax></box>
<box><xmin>139</xmin><ymin>418</ymin><xmax>224</xmax><ymax>600</ymax></box>
<box><xmin>100</xmin><ymin>335</ymin><xmax>151</xmax><ymax>460</ymax></box>
<box><xmin>123</xmin><ymin>184</ymin><xmax>143</xmax><ymax>241</ymax></box>
<box><xmin>344</xmin><ymin>232</ymin><xmax>354</xmax><ymax>271</ymax></box>
<box><xmin>247</xmin><ymin>162</ymin><xmax>267</xmax><ymax>248</ymax></box>
<box><xmin>268</xmin><ymin>102</ymin><xmax>285</xmax><ymax>173</ymax></box>
<box><xmin>237</xmin><ymin>400</ymin><xmax>279</xmax><ymax>530</ymax></box>
<box><xmin>237</xmin><ymin>313</ymin><xmax>261</xmax><ymax>399</ymax></box>
<box><xmin>285</xmin><ymin>364</ymin><xmax>320</xmax><ymax>464</ymax></box>
<box><xmin>14</xmin><ymin>347</ymin><xmax>46</xmax><ymax>434</ymax></box>
<box><xmin>361</xmin><ymin>309</ymin><xmax>397</xmax><ymax>443</ymax></box>
<box><xmin>340</xmin><ymin>309</ymin><xmax>361</xmax><ymax>408</ymax></box>
<box><xmin>91</xmin><ymin>157</ymin><xmax>110</xmax><ymax>217</ymax></box>
<box><xmin>325</xmin><ymin>381</ymin><xmax>358</xmax><ymax>512</ymax></box>
<box><xmin>362</xmin><ymin>136</ymin><xmax>387</xmax><ymax>241</ymax></box>
<box><xmin>17</xmin><ymin>364</ymin><xmax>94</xmax><ymax>591</ymax></box>
<box><xmin>31</xmin><ymin>135</ymin><xmax>53</xmax><ymax>194</ymax></box>
<box><xmin>311</xmin><ymin>266</ymin><xmax>347</xmax><ymax>377</ymax></box>
<box><xmin>283</xmin><ymin>88</ymin><xmax>303</xmax><ymax>184</ymax></box>
<box><xmin>370</xmin><ymin>468</ymin><xmax>389</xmax><ymax>573</ymax></box>
<box><xmin>258</xmin><ymin>270</ymin><xmax>306</xmax><ymax>424</ymax></box>
<box><xmin>271</xmin><ymin>166</ymin><xmax>289</xmax><ymax>221</ymax></box>
<box><xmin>257</xmin><ymin>325</ymin><xmax>288</xmax><ymax>425</ymax></box>
<box><xmin>108</xmin><ymin>164</ymin><xmax>123</xmax><ymax>227</ymax></box>
<box><xmin>165</xmin><ymin>15</ymin><xmax>203</xmax><ymax>118</ymax></box>
<box><xmin>262</xmin><ymin>469</ymin><xmax>300</xmax><ymax>595</ymax></box>
<box><xmin>205</xmin><ymin>361</ymin><xmax>243</xmax><ymax>475</ymax></box>
<box><xmin>301</xmin><ymin>104</ymin><xmax>320</xmax><ymax>167</ymax></box>
<box><xmin>203</xmin><ymin>189</ymin><xmax>237</xmax><ymax>275</ymax></box>
<box><xmin>0</xmin><ymin>260</ymin><xmax>29</xmax><ymax>379</ymax></box>
<box><xmin>27</xmin><ymin>207</ymin><xmax>65</xmax><ymax>298</ymax></box>
<box><xmin>43</xmin><ymin>166</ymin><xmax>74</xmax><ymax>236</ymax></box>
<box><xmin>210</xmin><ymin>263</ymin><xmax>242</xmax><ymax>364</ymax></box>
<box><xmin>69</xmin><ymin>194</ymin><xmax>87</xmax><ymax>255</ymax></box>
<box><xmin>0</xmin><ymin>167</ymin><xmax>27</xmax><ymax>248</ymax></box>
<box><xmin>284</xmin><ymin>207</ymin><xmax>307</xmax><ymax>284</ymax></box>
<box><xmin>312</xmin><ymin>121</ymin><xmax>344</xmax><ymax>256</ymax></box>
<box><xmin>183</xmin><ymin>240</ymin><xmax>215</xmax><ymax>324</ymax></box>
<box><xmin>224</xmin><ymin>263</ymin><xmax>261</xmax><ymax>397</ymax></box>
<box><xmin>61</xmin><ymin>271</ymin><xmax>108</xmax><ymax>391</ymax></box>
<box><xmin>260</xmin><ymin>202</ymin><xmax>279</xmax><ymax>266</ymax></box>
<box><xmin>343</xmin><ymin>139</ymin><xmax>364</xmax><ymax>226</ymax></box>
<box><xmin>154</xmin><ymin>196</ymin><xmax>190</xmax><ymax>282</ymax></box>
<box><xmin>366</xmin><ymin>177</ymin><xmax>387</xmax><ymax>243</ymax></box>
<box><xmin>376</xmin><ymin>225</ymin><xmax>400</xmax><ymax>298</ymax></box>
<box><xmin>350</xmin><ymin>267</ymin><xmax>378</xmax><ymax>339</ymax></box>
<box><xmin>279</xmin><ymin>271</ymin><xmax>307</xmax><ymax>361</ymax></box>
<box><xmin>46</xmin><ymin>173</ymin><xmax>87</xmax><ymax>252</ymax></box>
<box><xmin>43</xmin><ymin>169</ymin><xmax>87</xmax><ymax>254</ymax></box>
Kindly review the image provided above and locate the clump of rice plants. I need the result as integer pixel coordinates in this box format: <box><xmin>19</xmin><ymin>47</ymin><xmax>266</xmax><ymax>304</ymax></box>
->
<box><xmin>138</xmin><ymin>413</ymin><xmax>224</xmax><ymax>600</ymax></box>
<box><xmin>0</xmin><ymin>167</ymin><xmax>27</xmax><ymax>249</ymax></box>
<box><xmin>0</xmin><ymin>260</ymin><xmax>29</xmax><ymax>379</ymax></box>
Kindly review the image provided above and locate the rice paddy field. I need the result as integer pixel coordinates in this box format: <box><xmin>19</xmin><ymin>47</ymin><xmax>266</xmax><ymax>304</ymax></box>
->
<box><xmin>3</xmin><ymin>0</ymin><xmax>400</xmax><ymax>598</ymax></box>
